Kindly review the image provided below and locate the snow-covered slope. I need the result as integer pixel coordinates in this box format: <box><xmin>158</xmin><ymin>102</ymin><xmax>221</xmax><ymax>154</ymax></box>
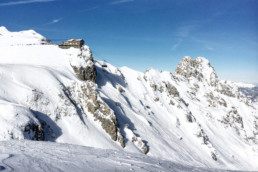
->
<box><xmin>0</xmin><ymin>27</ymin><xmax>258</xmax><ymax>171</ymax></box>
<box><xmin>0</xmin><ymin>140</ymin><xmax>237</xmax><ymax>172</ymax></box>
<box><xmin>0</xmin><ymin>26</ymin><xmax>48</xmax><ymax>46</ymax></box>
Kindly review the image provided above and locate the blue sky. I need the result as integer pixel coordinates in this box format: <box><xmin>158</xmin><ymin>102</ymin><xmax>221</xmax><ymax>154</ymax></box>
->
<box><xmin>0</xmin><ymin>0</ymin><xmax>257</xmax><ymax>84</ymax></box>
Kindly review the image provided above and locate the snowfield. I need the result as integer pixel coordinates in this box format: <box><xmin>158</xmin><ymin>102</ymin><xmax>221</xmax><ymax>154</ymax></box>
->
<box><xmin>0</xmin><ymin>26</ymin><xmax>258</xmax><ymax>171</ymax></box>
<box><xmin>0</xmin><ymin>140</ymin><xmax>238</xmax><ymax>172</ymax></box>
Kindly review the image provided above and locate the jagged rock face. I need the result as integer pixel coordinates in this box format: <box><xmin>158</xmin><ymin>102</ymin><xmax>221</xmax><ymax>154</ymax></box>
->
<box><xmin>23</xmin><ymin>123</ymin><xmax>44</xmax><ymax>141</ymax></box>
<box><xmin>217</xmin><ymin>82</ymin><xmax>236</xmax><ymax>97</ymax></box>
<box><xmin>81</xmin><ymin>83</ymin><xmax>124</xmax><ymax>146</ymax></box>
<box><xmin>61</xmin><ymin>81</ymin><xmax>125</xmax><ymax>148</ymax></box>
<box><xmin>72</xmin><ymin>65</ymin><xmax>97</xmax><ymax>82</ymax></box>
<box><xmin>215</xmin><ymin>81</ymin><xmax>252</xmax><ymax>106</ymax></box>
<box><xmin>175</xmin><ymin>56</ymin><xmax>218</xmax><ymax>86</ymax></box>
<box><xmin>70</xmin><ymin>46</ymin><xmax>97</xmax><ymax>82</ymax></box>
<box><xmin>165</xmin><ymin>82</ymin><xmax>179</xmax><ymax>97</ymax></box>
<box><xmin>205</xmin><ymin>92</ymin><xmax>227</xmax><ymax>107</ymax></box>
<box><xmin>24</xmin><ymin>80</ymin><xmax>125</xmax><ymax>147</ymax></box>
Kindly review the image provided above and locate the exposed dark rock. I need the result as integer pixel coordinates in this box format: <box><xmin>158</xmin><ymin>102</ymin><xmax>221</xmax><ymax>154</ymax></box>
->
<box><xmin>218</xmin><ymin>108</ymin><xmax>248</xmax><ymax>140</ymax></box>
<box><xmin>169</xmin><ymin>100</ymin><xmax>175</xmax><ymax>106</ymax></box>
<box><xmin>72</xmin><ymin>65</ymin><xmax>97</xmax><ymax>82</ymax></box>
<box><xmin>153</xmin><ymin>97</ymin><xmax>159</xmax><ymax>102</ymax></box>
<box><xmin>218</xmin><ymin>98</ymin><xmax>227</xmax><ymax>107</ymax></box>
<box><xmin>217</xmin><ymin>83</ymin><xmax>236</xmax><ymax>98</ymax></box>
<box><xmin>205</xmin><ymin>92</ymin><xmax>227</xmax><ymax>107</ymax></box>
<box><xmin>132</xmin><ymin>136</ymin><xmax>149</xmax><ymax>154</ymax></box>
<box><xmin>82</xmin><ymin>83</ymin><xmax>125</xmax><ymax>147</ymax></box>
<box><xmin>165</xmin><ymin>82</ymin><xmax>179</xmax><ymax>97</ymax></box>
<box><xmin>197</xmin><ymin>129</ymin><xmax>209</xmax><ymax>145</ymax></box>
<box><xmin>176</xmin><ymin>118</ymin><xmax>180</xmax><ymax>127</ymax></box>
<box><xmin>23</xmin><ymin>123</ymin><xmax>44</xmax><ymax>141</ymax></box>
<box><xmin>118</xmin><ymin>86</ymin><xmax>123</xmax><ymax>93</ymax></box>
<box><xmin>175</xmin><ymin>57</ymin><xmax>218</xmax><ymax>86</ymax></box>
<box><xmin>186</xmin><ymin>112</ymin><xmax>194</xmax><ymax>123</ymax></box>
<box><xmin>143</xmin><ymin>75</ymin><xmax>147</xmax><ymax>82</ymax></box>
<box><xmin>211</xmin><ymin>152</ymin><xmax>217</xmax><ymax>161</ymax></box>
<box><xmin>70</xmin><ymin>46</ymin><xmax>97</xmax><ymax>83</ymax></box>
<box><xmin>180</xmin><ymin>98</ymin><xmax>189</xmax><ymax>107</ymax></box>
<box><xmin>150</xmin><ymin>84</ymin><xmax>157</xmax><ymax>91</ymax></box>
<box><xmin>142</xmin><ymin>145</ymin><xmax>149</xmax><ymax>154</ymax></box>
<box><xmin>221</xmin><ymin>108</ymin><xmax>244</xmax><ymax>128</ymax></box>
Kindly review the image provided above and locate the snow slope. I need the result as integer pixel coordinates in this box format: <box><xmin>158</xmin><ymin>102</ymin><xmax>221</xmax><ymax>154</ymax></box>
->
<box><xmin>0</xmin><ymin>140</ymin><xmax>239</xmax><ymax>172</ymax></box>
<box><xmin>0</xmin><ymin>26</ymin><xmax>48</xmax><ymax>46</ymax></box>
<box><xmin>95</xmin><ymin>60</ymin><xmax>258</xmax><ymax>170</ymax></box>
<box><xmin>0</xmin><ymin>27</ymin><xmax>258</xmax><ymax>171</ymax></box>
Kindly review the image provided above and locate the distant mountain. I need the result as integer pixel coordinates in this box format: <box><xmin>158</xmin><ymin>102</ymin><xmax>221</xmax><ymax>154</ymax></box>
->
<box><xmin>0</xmin><ymin>27</ymin><xmax>258</xmax><ymax>171</ymax></box>
<box><xmin>239</xmin><ymin>86</ymin><xmax>258</xmax><ymax>102</ymax></box>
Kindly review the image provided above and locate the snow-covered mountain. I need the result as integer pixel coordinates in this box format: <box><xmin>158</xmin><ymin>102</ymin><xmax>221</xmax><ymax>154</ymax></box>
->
<box><xmin>0</xmin><ymin>26</ymin><xmax>258</xmax><ymax>171</ymax></box>
<box><xmin>0</xmin><ymin>26</ymin><xmax>49</xmax><ymax>46</ymax></box>
<box><xmin>238</xmin><ymin>86</ymin><xmax>258</xmax><ymax>102</ymax></box>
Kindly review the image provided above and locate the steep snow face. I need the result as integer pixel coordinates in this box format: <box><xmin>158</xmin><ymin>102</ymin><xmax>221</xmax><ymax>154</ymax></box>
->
<box><xmin>0</xmin><ymin>27</ymin><xmax>258</xmax><ymax>171</ymax></box>
<box><xmin>0</xmin><ymin>26</ymin><xmax>47</xmax><ymax>46</ymax></box>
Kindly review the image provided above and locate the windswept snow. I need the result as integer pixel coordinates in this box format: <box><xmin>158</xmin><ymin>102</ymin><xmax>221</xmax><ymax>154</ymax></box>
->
<box><xmin>0</xmin><ymin>27</ymin><xmax>258</xmax><ymax>171</ymax></box>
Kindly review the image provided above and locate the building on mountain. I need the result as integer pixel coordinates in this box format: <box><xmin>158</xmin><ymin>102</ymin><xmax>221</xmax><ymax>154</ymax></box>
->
<box><xmin>59</xmin><ymin>39</ymin><xmax>84</xmax><ymax>49</ymax></box>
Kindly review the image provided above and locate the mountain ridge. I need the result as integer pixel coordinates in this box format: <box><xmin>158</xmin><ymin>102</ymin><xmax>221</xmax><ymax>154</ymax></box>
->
<box><xmin>0</xmin><ymin>27</ymin><xmax>258</xmax><ymax>171</ymax></box>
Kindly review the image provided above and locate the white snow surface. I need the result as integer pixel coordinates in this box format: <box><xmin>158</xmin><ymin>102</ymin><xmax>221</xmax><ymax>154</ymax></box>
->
<box><xmin>0</xmin><ymin>26</ymin><xmax>47</xmax><ymax>46</ymax></box>
<box><xmin>224</xmin><ymin>80</ymin><xmax>256</xmax><ymax>89</ymax></box>
<box><xmin>0</xmin><ymin>140</ymin><xmax>237</xmax><ymax>172</ymax></box>
<box><xmin>0</xmin><ymin>27</ymin><xmax>258</xmax><ymax>171</ymax></box>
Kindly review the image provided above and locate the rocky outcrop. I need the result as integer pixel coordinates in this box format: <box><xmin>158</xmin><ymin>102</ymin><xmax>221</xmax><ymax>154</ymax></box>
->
<box><xmin>165</xmin><ymin>82</ymin><xmax>179</xmax><ymax>97</ymax></box>
<box><xmin>124</xmin><ymin>125</ymin><xmax>149</xmax><ymax>154</ymax></box>
<box><xmin>220</xmin><ymin>108</ymin><xmax>244</xmax><ymax>128</ymax></box>
<box><xmin>72</xmin><ymin>65</ymin><xmax>97</xmax><ymax>82</ymax></box>
<box><xmin>186</xmin><ymin>111</ymin><xmax>194</xmax><ymax>123</ymax></box>
<box><xmin>65</xmin><ymin>82</ymin><xmax>125</xmax><ymax>148</ymax></box>
<box><xmin>216</xmin><ymin>82</ymin><xmax>236</xmax><ymax>98</ymax></box>
<box><xmin>23</xmin><ymin>123</ymin><xmax>44</xmax><ymax>141</ymax></box>
<box><xmin>205</xmin><ymin>92</ymin><xmax>227</xmax><ymax>107</ymax></box>
<box><xmin>218</xmin><ymin>107</ymin><xmax>249</xmax><ymax>141</ymax></box>
<box><xmin>175</xmin><ymin>56</ymin><xmax>218</xmax><ymax>86</ymax></box>
<box><xmin>82</xmin><ymin>83</ymin><xmax>124</xmax><ymax>146</ymax></box>
<box><xmin>70</xmin><ymin>46</ymin><xmax>97</xmax><ymax>82</ymax></box>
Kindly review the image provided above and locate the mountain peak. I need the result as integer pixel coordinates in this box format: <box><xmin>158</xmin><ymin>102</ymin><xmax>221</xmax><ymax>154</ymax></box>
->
<box><xmin>175</xmin><ymin>56</ymin><xmax>218</xmax><ymax>86</ymax></box>
<box><xmin>0</xmin><ymin>26</ymin><xmax>9</xmax><ymax>33</ymax></box>
<box><xmin>0</xmin><ymin>26</ymin><xmax>47</xmax><ymax>46</ymax></box>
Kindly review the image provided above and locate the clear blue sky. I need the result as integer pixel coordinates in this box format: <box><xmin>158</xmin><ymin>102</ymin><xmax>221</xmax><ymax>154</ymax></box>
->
<box><xmin>1</xmin><ymin>0</ymin><xmax>257</xmax><ymax>84</ymax></box>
